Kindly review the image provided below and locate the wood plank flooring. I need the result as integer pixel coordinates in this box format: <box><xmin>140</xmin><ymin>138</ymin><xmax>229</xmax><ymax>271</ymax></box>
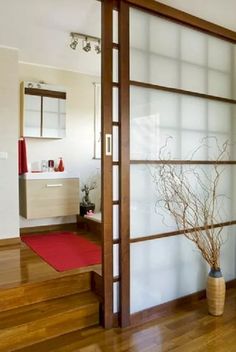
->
<box><xmin>16</xmin><ymin>287</ymin><xmax>236</xmax><ymax>352</ymax></box>
<box><xmin>0</xmin><ymin>230</ymin><xmax>102</xmax><ymax>289</ymax></box>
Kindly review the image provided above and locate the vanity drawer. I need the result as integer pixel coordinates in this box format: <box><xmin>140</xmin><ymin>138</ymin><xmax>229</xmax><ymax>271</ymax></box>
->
<box><xmin>19</xmin><ymin>178</ymin><xmax>79</xmax><ymax>219</ymax></box>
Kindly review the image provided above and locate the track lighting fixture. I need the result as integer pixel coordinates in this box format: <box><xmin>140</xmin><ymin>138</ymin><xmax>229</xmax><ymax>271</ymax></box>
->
<box><xmin>70</xmin><ymin>33</ymin><xmax>79</xmax><ymax>50</ymax></box>
<box><xmin>95</xmin><ymin>40</ymin><xmax>101</xmax><ymax>54</ymax></box>
<box><xmin>83</xmin><ymin>38</ymin><xmax>91</xmax><ymax>52</ymax></box>
<box><xmin>69</xmin><ymin>32</ymin><xmax>101</xmax><ymax>54</ymax></box>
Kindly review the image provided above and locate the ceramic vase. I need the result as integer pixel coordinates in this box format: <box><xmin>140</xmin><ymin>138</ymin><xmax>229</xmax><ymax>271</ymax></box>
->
<box><xmin>206</xmin><ymin>268</ymin><xmax>225</xmax><ymax>316</ymax></box>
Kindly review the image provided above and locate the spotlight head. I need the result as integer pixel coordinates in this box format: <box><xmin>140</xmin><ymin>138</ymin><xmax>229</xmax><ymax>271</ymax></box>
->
<box><xmin>95</xmin><ymin>40</ymin><xmax>101</xmax><ymax>54</ymax></box>
<box><xmin>70</xmin><ymin>33</ymin><xmax>79</xmax><ymax>50</ymax></box>
<box><xmin>83</xmin><ymin>38</ymin><xmax>91</xmax><ymax>52</ymax></box>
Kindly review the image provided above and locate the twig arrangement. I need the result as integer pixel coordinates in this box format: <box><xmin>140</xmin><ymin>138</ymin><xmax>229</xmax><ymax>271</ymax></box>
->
<box><xmin>151</xmin><ymin>137</ymin><xmax>230</xmax><ymax>270</ymax></box>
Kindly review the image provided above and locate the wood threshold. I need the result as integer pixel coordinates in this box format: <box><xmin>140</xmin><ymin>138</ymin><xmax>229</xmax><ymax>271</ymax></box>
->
<box><xmin>20</xmin><ymin>223</ymin><xmax>78</xmax><ymax>235</ymax></box>
<box><xmin>130</xmin><ymin>81</ymin><xmax>236</xmax><ymax>105</ymax></box>
<box><xmin>130</xmin><ymin>160</ymin><xmax>236</xmax><ymax>165</ymax></box>
<box><xmin>130</xmin><ymin>279</ymin><xmax>236</xmax><ymax>326</ymax></box>
<box><xmin>130</xmin><ymin>220</ymin><xmax>236</xmax><ymax>244</ymax></box>
<box><xmin>127</xmin><ymin>0</ymin><xmax>236</xmax><ymax>43</ymax></box>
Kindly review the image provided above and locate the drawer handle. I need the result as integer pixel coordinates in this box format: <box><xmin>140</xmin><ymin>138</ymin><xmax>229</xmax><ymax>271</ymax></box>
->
<box><xmin>46</xmin><ymin>183</ymin><xmax>63</xmax><ymax>188</ymax></box>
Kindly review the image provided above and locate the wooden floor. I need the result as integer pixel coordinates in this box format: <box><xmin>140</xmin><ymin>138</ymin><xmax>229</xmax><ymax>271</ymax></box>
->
<box><xmin>16</xmin><ymin>286</ymin><xmax>236</xmax><ymax>352</ymax></box>
<box><xmin>0</xmin><ymin>229</ymin><xmax>102</xmax><ymax>289</ymax></box>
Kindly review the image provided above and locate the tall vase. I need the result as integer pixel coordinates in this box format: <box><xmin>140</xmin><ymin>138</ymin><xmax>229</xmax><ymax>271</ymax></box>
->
<box><xmin>206</xmin><ymin>268</ymin><xmax>225</xmax><ymax>316</ymax></box>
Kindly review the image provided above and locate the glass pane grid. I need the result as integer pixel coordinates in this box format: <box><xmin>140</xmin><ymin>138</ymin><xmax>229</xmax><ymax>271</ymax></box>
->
<box><xmin>130</xmin><ymin>8</ymin><xmax>235</xmax><ymax>100</ymax></box>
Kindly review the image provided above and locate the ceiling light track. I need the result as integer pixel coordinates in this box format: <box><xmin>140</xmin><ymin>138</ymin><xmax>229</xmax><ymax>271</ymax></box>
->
<box><xmin>69</xmin><ymin>32</ymin><xmax>101</xmax><ymax>54</ymax></box>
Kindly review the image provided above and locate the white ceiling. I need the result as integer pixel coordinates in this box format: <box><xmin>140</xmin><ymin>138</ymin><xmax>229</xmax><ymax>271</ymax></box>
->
<box><xmin>0</xmin><ymin>0</ymin><xmax>235</xmax><ymax>77</ymax></box>
<box><xmin>158</xmin><ymin>0</ymin><xmax>236</xmax><ymax>31</ymax></box>
<box><xmin>0</xmin><ymin>0</ymin><xmax>101</xmax><ymax>76</ymax></box>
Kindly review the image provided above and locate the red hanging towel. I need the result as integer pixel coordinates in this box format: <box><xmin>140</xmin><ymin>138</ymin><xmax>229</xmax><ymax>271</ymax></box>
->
<box><xmin>18</xmin><ymin>138</ymin><xmax>28</xmax><ymax>175</ymax></box>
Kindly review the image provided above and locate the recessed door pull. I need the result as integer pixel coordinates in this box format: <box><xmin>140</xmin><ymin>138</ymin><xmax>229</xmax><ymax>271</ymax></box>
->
<box><xmin>105</xmin><ymin>134</ymin><xmax>112</xmax><ymax>156</ymax></box>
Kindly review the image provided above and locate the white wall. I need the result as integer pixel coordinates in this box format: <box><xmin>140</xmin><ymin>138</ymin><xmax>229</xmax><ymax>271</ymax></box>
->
<box><xmin>19</xmin><ymin>63</ymin><xmax>101</xmax><ymax>228</ymax></box>
<box><xmin>0</xmin><ymin>48</ymin><xmax>19</xmax><ymax>239</ymax></box>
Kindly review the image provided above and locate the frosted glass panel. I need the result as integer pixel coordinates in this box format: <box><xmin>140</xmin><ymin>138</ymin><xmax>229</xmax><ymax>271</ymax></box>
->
<box><xmin>208</xmin><ymin>70</ymin><xmax>231</xmax><ymax>98</ymax></box>
<box><xmin>113</xmin><ymin>126</ymin><xmax>119</xmax><ymax>162</ymax></box>
<box><xmin>130</xmin><ymin>165</ymin><xmax>177</xmax><ymax>238</ymax></box>
<box><xmin>113</xmin><ymin>165</ymin><xmax>119</xmax><ymax>201</ymax></box>
<box><xmin>181</xmin><ymin>96</ymin><xmax>206</xmax><ymax>130</ymax></box>
<box><xmin>130</xmin><ymin>8</ymin><xmax>149</xmax><ymax>51</ymax></box>
<box><xmin>130</xmin><ymin>86</ymin><xmax>235</xmax><ymax>161</ymax></box>
<box><xmin>113</xmin><ymin>10</ymin><xmax>118</xmax><ymax>44</ymax></box>
<box><xmin>130</xmin><ymin>8</ymin><xmax>233</xmax><ymax>99</ymax></box>
<box><xmin>130</xmin><ymin>229</ymin><xmax>236</xmax><ymax>313</ymax></box>
<box><xmin>181</xmin><ymin>63</ymin><xmax>206</xmax><ymax>93</ymax></box>
<box><xmin>150</xmin><ymin>55</ymin><xmax>178</xmax><ymax>87</ymax></box>
<box><xmin>149</xmin><ymin>16</ymin><xmax>179</xmax><ymax>58</ymax></box>
<box><xmin>113</xmin><ymin>204</ymin><xmax>119</xmax><ymax>240</ymax></box>
<box><xmin>130</xmin><ymin>49</ymin><xmax>149</xmax><ymax>82</ymax></box>
<box><xmin>113</xmin><ymin>282</ymin><xmax>119</xmax><ymax>313</ymax></box>
<box><xmin>113</xmin><ymin>87</ymin><xmax>119</xmax><ymax>122</ymax></box>
<box><xmin>181</xmin><ymin>27</ymin><xmax>206</xmax><ymax>65</ymax></box>
<box><xmin>113</xmin><ymin>244</ymin><xmax>119</xmax><ymax>277</ymax></box>
<box><xmin>113</xmin><ymin>49</ymin><xmax>118</xmax><ymax>83</ymax></box>
<box><xmin>208</xmin><ymin>101</ymin><xmax>231</xmax><ymax>133</ymax></box>
<box><xmin>208</xmin><ymin>36</ymin><xmax>232</xmax><ymax>72</ymax></box>
<box><xmin>131</xmin><ymin>164</ymin><xmax>236</xmax><ymax>238</ymax></box>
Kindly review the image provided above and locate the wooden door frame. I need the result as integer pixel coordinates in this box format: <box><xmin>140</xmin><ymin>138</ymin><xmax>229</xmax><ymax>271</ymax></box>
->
<box><xmin>101</xmin><ymin>0</ymin><xmax>236</xmax><ymax>329</ymax></box>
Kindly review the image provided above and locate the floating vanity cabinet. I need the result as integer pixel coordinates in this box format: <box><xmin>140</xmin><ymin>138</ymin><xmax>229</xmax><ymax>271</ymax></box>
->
<box><xmin>19</xmin><ymin>174</ymin><xmax>79</xmax><ymax>219</ymax></box>
<box><xmin>20</xmin><ymin>81</ymin><xmax>66</xmax><ymax>139</ymax></box>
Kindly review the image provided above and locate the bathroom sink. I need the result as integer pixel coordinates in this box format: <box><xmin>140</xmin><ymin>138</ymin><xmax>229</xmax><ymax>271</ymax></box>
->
<box><xmin>20</xmin><ymin>172</ymin><xmax>78</xmax><ymax>180</ymax></box>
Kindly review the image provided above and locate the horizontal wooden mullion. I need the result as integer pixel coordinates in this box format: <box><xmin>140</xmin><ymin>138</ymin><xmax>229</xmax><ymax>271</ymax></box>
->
<box><xmin>130</xmin><ymin>80</ymin><xmax>236</xmax><ymax>105</ymax></box>
<box><xmin>113</xmin><ymin>276</ymin><xmax>120</xmax><ymax>282</ymax></box>
<box><xmin>130</xmin><ymin>160</ymin><xmax>236</xmax><ymax>165</ymax></box>
<box><xmin>130</xmin><ymin>220</ymin><xmax>236</xmax><ymax>243</ymax></box>
<box><xmin>112</xmin><ymin>82</ymin><xmax>119</xmax><ymax>88</ymax></box>
<box><xmin>113</xmin><ymin>43</ymin><xmax>119</xmax><ymax>50</ymax></box>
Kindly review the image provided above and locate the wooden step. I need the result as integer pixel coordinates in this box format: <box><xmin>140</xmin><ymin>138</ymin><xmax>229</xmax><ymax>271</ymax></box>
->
<box><xmin>0</xmin><ymin>272</ymin><xmax>91</xmax><ymax>312</ymax></box>
<box><xmin>0</xmin><ymin>291</ymin><xmax>99</xmax><ymax>352</ymax></box>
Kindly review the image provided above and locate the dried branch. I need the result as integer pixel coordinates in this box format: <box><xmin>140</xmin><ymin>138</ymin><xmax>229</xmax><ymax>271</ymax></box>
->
<box><xmin>151</xmin><ymin>137</ymin><xmax>230</xmax><ymax>270</ymax></box>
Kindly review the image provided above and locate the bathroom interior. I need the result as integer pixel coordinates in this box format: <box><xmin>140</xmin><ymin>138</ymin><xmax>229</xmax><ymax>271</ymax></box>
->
<box><xmin>14</xmin><ymin>0</ymin><xmax>103</xmax><ymax>276</ymax></box>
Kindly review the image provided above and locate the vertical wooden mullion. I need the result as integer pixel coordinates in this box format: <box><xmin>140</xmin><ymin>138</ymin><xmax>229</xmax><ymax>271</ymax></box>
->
<box><xmin>40</xmin><ymin>96</ymin><xmax>43</xmax><ymax>137</ymax></box>
<box><xmin>101</xmin><ymin>0</ymin><xmax>114</xmax><ymax>329</ymax></box>
<box><xmin>119</xmin><ymin>0</ymin><xmax>130</xmax><ymax>327</ymax></box>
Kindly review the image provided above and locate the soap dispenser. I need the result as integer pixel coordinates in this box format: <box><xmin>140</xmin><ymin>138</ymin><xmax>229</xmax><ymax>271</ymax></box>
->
<box><xmin>58</xmin><ymin>157</ymin><xmax>64</xmax><ymax>172</ymax></box>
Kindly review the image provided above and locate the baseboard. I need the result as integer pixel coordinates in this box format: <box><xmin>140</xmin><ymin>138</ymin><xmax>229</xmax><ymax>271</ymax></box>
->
<box><xmin>20</xmin><ymin>222</ymin><xmax>78</xmax><ymax>235</ymax></box>
<box><xmin>130</xmin><ymin>279</ymin><xmax>236</xmax><ymax>327</ymax></box>
<box><xmin>0</xmin><ymin>237</ymin><xmax>21</xmax><ymax>247</ymax></box>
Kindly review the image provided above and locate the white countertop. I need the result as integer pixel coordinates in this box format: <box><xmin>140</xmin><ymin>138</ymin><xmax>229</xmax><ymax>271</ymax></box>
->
<box><xmin>20</xmin><ymin>172</ymin><xmax>78</xmax><ymax>180</ymax></box>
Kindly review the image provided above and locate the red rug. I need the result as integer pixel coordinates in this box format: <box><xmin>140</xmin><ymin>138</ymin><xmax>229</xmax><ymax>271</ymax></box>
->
<box><xmin>21</xmin><ymin>231</ymin><xmax>101</xmax><ymax>272</ymax></box>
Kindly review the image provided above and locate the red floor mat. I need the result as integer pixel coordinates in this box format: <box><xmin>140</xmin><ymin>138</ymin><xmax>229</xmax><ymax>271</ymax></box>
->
<box><xmin>21</xmin><ymin>231</ymin><xmax>101</xmax><ymax>272</ymax></box>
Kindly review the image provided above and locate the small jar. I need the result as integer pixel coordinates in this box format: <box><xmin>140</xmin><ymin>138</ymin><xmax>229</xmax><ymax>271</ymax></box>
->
<box><xmin>48</xmin><ymin>160</ymin><xmax>54</xmax><ymax>172</ymax></box>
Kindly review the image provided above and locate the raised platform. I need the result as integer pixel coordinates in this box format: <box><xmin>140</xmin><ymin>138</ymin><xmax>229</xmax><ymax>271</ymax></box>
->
<box><xmin>77</xmin><ymin>213</ymin><xmax>102</xmax><ymax>238</ymax></box>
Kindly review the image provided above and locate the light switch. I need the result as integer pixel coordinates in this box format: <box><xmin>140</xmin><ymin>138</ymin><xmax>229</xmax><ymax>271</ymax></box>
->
<box><xmin>0</xmin><ymin>152</ymin><xmax>8</xmax><ymax>160</ymax></box>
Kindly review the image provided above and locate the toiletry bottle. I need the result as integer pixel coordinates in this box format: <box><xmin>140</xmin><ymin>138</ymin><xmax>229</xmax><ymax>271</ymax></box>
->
<box><xmin>48</xmin><ymin>160</ymin><xmax>54</xmax><ymax>172</ymax></box>
<box><xmin>58</xmin><ymin>157</ymin><xmax>64</xmax><ymax>172</ymax></box>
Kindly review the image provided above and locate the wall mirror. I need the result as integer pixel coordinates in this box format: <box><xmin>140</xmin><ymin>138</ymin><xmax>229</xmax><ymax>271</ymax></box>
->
<box><xmin>20</xmin><ymin>81</ymin><xmax>66</xmax><ymax>139</ymax></box>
